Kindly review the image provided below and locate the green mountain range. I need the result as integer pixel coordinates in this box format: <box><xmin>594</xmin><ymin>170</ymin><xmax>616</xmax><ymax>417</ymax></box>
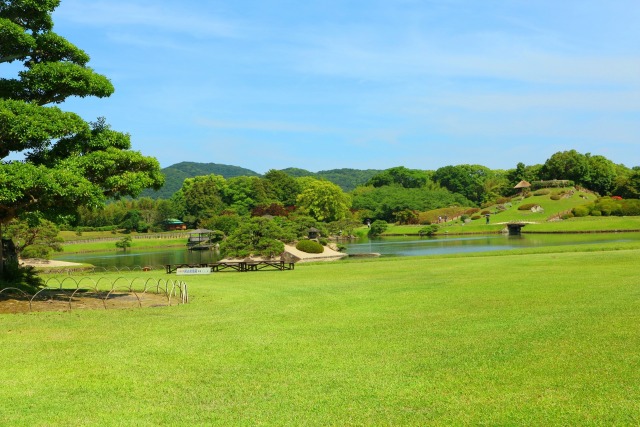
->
<box><xmin>141</xmin><ymin>162</ymin><xmax>382</xmax><ymax>199</ymax></box>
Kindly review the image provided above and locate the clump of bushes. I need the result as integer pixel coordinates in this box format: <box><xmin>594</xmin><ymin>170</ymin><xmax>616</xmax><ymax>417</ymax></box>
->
<box><xmin>418</xmin><ymin>225</ymin><xmax>438</xmax><ymax>236</ymax></box>
<box><xmin>518</xmin><ymin>203</ymin><xmax>538</xmax><ymax>211</ymax></box>
<box><xmin>573</xmin><ymin>197</ymin><xmax>640</xmax><ymax>217</ymax></box>
<box><xmin>533</xmin><ymin>189</ymin><xmax>551</xmax><ymax>196</ymax></box>
<box><xmin>296</xmin><ymin>239</ymin><xmax>324</xmax><ymax>254</ymax></box>
<box><xmin>550</xmin><ymin>194</ymin><xmax>561</xmax><ymax>200</ymax></box>
<box><xmin>572</xmin><ymin>205</ymin><xmax>590</xmax><ymax>217</ymax></box>
<box><xmin>368</xmin><ymin>220</ymin><xmax>388</xmax><ymax>237</ymax></box>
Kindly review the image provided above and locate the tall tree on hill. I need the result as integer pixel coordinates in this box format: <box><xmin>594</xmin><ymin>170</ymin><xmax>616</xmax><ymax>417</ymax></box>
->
<box><xmin>0</xmin><ymin>1</ymin><xmax>163</xmax><ymax>274</ymax></box>
<box><xmin>541</xmin><ymin>150</ymin><xmax>618</xmax><ymax>195</ymax></box>
<box><xmin>367</xmin><ymin>166</ymin><xmax>431</xmax><ymax>189</ymax></box>
<box><xmin>296</xmin><ymin>179</ymin><xmax>351</xmax><ymax>222</ymax></box>
<box><xmin>433</xmin><ymin>164</ymin><xmax>492</xmax><ymax>205</ymax></box>
<box><xmin>264</xmin><ymin>169</ymin><xmax>302</xmax><ymax>207</ymax></box>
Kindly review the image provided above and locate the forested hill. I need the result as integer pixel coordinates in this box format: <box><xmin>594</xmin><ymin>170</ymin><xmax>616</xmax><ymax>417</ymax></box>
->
<box><xmin>141</xmin><ymin>163</ymin><xmax>383</xmax><ymax>199</ymax></box>
<box><xmin>280</xmin><ymin>168</ymin><xmax>382</xmax><ymax>192</ymax></box>
<box><xmin>141</xmin><ymin>162</ymin><xmax>260</xmax><ymax>199</ymax></box>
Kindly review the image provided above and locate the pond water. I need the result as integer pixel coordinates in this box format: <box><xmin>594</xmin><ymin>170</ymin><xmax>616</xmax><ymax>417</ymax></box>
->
<box><xmin>54</xmin><ymin>247</ymin><xmax>222</xmax><ymax>270</ymax></box>
<box><xmin>53</xmin><ymin>232</ymin><xmax>640</xmax><ymax>269</ymax></box>
<box><xmin>343</xmin><ymin>232</ymin><xmax>640</xmax><ymax>257</ymax></box>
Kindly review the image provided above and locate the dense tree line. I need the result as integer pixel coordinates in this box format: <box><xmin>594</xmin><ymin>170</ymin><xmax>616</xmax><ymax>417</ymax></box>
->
<box><xmin>65</xmin><ymin>150</ymin><xmax>640</xmax><ymax>237</ymax></box>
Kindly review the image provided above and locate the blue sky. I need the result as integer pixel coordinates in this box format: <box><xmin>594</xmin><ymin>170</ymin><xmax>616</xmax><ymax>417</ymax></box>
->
<box><xmin>47</xmin><ymin>0</ymin><xmax>640</xmax><ymax>173</ymax></box>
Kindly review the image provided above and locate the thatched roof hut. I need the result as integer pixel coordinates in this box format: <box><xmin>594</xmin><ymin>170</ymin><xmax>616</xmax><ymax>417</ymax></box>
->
<box><xmin>514</xmin><ymin>180</ymin><xmax>531</xmax><ymax>189</ymax></box>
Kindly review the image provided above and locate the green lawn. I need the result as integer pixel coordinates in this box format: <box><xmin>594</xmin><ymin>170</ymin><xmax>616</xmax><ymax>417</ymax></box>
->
<box><xmin>2</xmin><ymin>245</ymin><xmax>640</xmax><ymax>425</ymax></box>
<box><xmin>60</xmin><ymin>237</ymin><xmax>187</xmax><ymax>254</ymax></box>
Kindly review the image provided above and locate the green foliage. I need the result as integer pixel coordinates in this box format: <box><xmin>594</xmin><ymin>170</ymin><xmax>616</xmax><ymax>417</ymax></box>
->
<box><xmin>172</xmin><ymin>174</ymin><xmax>227</xmax><ymax>223</ymax></box>
<box><xmin>224</xmin><ymin>176</ymin><xmax>270</xmax><ymax>215</ymax></box>
<box><xmin>352</xmin><ymin>185</ymin><xmax>472</xmax><ymax>222</ymax></box>
<box><xmin>368</xmin><ymin>220</ymin><xmax>388</xmax><ymax>237</ymax></box>
<box><xmin>200</xmin><ymin>214</ymin><xmax>241</xmax><ymax>236</ymax></box>
<box><xmin>367</xmin><ymin>166</ymin><xmax>431</xmax><ymax>188</ymax></box>
<box><xmin>433</xmin><ymin>164</ymin><xmax>494</xmax><ymax>205</ymax></box>
<box><xmin>540</xmin><ymin>150</ymin><xmax>618</xmax><ymax>195</ymax></box>
<box><xmin>327</xmin><ymin>218</ymin><xmax>363</xmax><ymax>238</ymax></box>
<box><xmin>119</xmin><ymin>210</ymin><xmax>145</xmax><ymax>233</ymax></box>
<box><xmin>0</xmin><ymin>1</ymin><xmax>162</xmax><ymax>272</ymax></box>
<box><xmin>282</xmin><ymin>215</ymin><xmax>328</xmax><ymax>240</ymax></box>
<box><xmin>418</xmin><ymin>225</ymin><xmax>439</xmax><ymax>236</ymax></box>
<box><xmin>295</xmin><ymin>239</ymin><xmax>324</xmax><ymax>254</ymax></box>
<box><xmin>572</xmin><ymin>205</ymin><xmax>590</xmax><ymax>217</ymax></box>
<box><xmin>296</xmin><ymin>179</ymin><xmax>351</xmax><ymax>222</ymax></box>
<box><xmin>6</xmin><ymin>218</ymin><xmax>62</xmax><ymax>259</ymax></box>
<box><xmin>264</xmin><ymin>169</ymin><xmax>302</xmax><ymax>206</ymax></box>
<box><xmin>579</xmin><ymin>197</ymin><xmax>640</xmax><ymax>217</ymax></box>
<box><xmin>393</xmin><ymin>209</ymin><xmax>419</xmax><ymax>225</ymax></box>
<box><xmin>115</xmin><ymin>235</ymin><xmax>132</xmax><ymax>251</ymax></box>
<box><xmin>220</xmin><ymin>217</ymin><xmax>289</xmax><ymax>258</ymax></box>
<box><xmin>518</xmin><ymin>203</ymin><xmax>538</xmax><ymax>211</ymax></box>
<box><xmin>0</xmin><ymin>263</ymin><xmax>42</xmax><ymax>293</ymax></box>
<box><xmin>140</xmin><ymin>162</ymin><xmax>260</xmax><ymax>199</ymax></box>
<box><xmin>614</xmin><ymin>169</ymin><xmax>640</xmax><ymax>199</ymax></box>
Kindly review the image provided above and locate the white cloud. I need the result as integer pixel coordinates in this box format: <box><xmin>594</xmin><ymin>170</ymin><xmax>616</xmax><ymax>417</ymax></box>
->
<box><xmin>56</xmin><ymin>0</ymin><xmax>242</xmax><ymax>39</ymax></box>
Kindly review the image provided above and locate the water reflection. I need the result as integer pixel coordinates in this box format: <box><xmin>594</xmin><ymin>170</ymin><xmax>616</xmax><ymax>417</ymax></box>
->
<box><xmin>55</xmin><ymin>248</ymin><xmax>221</xmax><ymax>269</ymax></box>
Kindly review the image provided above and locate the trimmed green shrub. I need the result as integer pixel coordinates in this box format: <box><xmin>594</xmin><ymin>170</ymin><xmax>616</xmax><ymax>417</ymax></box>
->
<box><xmin>471</xmin><ymin>215</ymin><xmax>481</xmax><ymax>220</ymax></box>
<box><xmin>550</xmin><ymin>195</ymin><xmax>561</xmax><ymax>200</ymax></box>
<box><xmin>620</xmin><ymin>200</ymin><xmax>640</xmax><ymax>216</ymax></box>
<box><xmin>572</xmin><ymin>205</ymin><xmax>590</xmax><ymax>217</ymax></box>
<box><xmin>368</xmin><ymin>220</ymin><xmax>388</xmax><ymax>237</ymax></box>
<box><xmin>419</xmin><ymin>225</ymin><xmax>439</xmax><ymax>236</ymax></box>
<box><xmin>518</xmin><ymin>203</ymin><xmax>537</xmax><ymax>210</ymax></box>
<box><xmin>296</xmin><ymin>239</ymin><xmax>324</xmax><ymax>254</ymax></box>
<box><xmin>533</xmin><ymin>189</ymin><xmax>551</xmax><ymax>196</ymax></box>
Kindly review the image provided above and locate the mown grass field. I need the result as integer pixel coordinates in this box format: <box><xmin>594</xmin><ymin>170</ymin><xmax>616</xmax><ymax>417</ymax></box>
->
<box><xmin>3</xmin><ymin>244</ymin><xmax>640</xmax><ymax>425</ymax></box>
<box><xmin>60</xmin><ymin>237</ymin><xmax>187</xmax><ymax>254</ymax></box>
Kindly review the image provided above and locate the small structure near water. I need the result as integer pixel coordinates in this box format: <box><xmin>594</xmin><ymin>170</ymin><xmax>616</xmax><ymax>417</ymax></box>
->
<box><xmin>506</xmin><ymin>222</ymin><xmax>527</xmax><ymax>235</ymax></box>
<box><xmin>187</xmin><ymin>229</ymin><xmax>216</xmax><ymax>251</ymax></box>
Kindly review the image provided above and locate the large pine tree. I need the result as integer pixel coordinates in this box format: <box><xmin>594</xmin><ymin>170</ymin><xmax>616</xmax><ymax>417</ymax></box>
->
<box><xmin>0</xmin><ymin>0</ymin><xmax>164</xmax><ymax>273</ymax></box>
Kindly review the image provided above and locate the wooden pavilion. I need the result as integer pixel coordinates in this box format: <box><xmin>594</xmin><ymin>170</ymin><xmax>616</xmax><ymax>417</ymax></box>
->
<box><xmin>187</xmin><ymin>228</ymin><xmax>215</xmax><ymax>251</ymax></box>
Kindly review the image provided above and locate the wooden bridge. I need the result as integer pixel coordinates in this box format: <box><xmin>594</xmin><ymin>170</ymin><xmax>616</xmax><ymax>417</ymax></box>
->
<box><xmin>165</xmin><ymin>260</ymin><xmax>295</xmax><ymax>274</ymax></box>
<box><xmin>506</xmin><ymin>222</ymin><xmax>527</xmax><ymax>235</ymax></box>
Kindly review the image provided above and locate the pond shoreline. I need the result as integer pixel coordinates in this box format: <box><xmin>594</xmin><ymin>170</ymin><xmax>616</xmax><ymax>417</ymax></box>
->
<box><xmin>385</xmin><ymin>228</ymin><xmax>640</xmax><ymax>237</ymax></box>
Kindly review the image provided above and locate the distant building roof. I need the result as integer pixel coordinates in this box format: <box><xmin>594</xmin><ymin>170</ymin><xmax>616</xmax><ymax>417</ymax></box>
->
<box><xmin>165</xmin><ymin>218</ymin><xmax>184</xmax><ymax>224</ymax></box>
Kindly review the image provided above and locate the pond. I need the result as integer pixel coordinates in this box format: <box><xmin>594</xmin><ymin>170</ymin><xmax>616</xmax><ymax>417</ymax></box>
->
<box><xmin>52</xmin><ymin>232</ymin><xmax>640</xmax><ymax>269</ymax></box>
<box><xmin>342</xmin><ymin>232</ymin><xmax>640</xmax><ymax>257</ymax></box>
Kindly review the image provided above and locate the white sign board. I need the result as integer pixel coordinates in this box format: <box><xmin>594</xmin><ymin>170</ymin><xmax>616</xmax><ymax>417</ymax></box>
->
<box><xmin>177</xmin><ymin>267</ymin><xmax>211</xmax><ymax>275</ymax></box>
